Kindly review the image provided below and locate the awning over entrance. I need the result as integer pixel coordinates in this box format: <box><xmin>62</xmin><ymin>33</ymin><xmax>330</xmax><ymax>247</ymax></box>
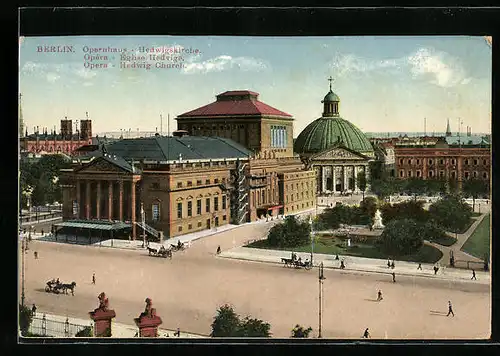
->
<box><xmin>266</xmin><ymin>205</ymin><xmax>283</xmax><ymax>211</ymax></box>
<box><xmin>54</xmin><ymin>220</ymin><xmax>132</xmax><ymax>231</ymax></box>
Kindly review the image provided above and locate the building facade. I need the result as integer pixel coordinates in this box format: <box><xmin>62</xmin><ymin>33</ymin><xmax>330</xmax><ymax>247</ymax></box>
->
<box><xmin>60</xmin><ymin>90</ymin><xmax>317</xmax><ymax>240</ymax></box>
<box><xmin>394</xmin><ymin>138</ymin><xmax>490</xmax><ymax>189</ymax></box>
<box><xmin>20</xmin><ymin>118</ymin><xmax>93</xmax><ymax>156</ymax></box>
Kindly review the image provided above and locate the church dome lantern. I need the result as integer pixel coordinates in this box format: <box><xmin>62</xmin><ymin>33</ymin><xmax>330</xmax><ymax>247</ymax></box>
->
<box><xmin>294</xmin><ymin>77</ymin><xmax>374</xmax><ymax>158</ymax></box>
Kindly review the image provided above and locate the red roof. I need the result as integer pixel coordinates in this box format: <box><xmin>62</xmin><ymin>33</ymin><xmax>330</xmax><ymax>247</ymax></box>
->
<box><xmin>177</xmin><ymin>91</ymin><xmax>293</xmax><ymax>118</ymax></box>
<box><xmin>218</xmin><ymin>90</ymin><xmax>260</xmax><ymax>97</ymax></box>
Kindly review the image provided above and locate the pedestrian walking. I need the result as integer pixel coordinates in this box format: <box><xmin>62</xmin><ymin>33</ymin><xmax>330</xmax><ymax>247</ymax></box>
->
<box><xmin>387</xmin><ymin>259</ymin><xmax>391</xmax><ymax>268</ymax></box>
<box><xmin>175</xmin><ymin>328</ymin><xmax>181</xmax><ymax>337</ymax></box>
<box><xmin>34</xmin><ymin>251</ymin><xmax>38</xmax><ymax>259</ymax></box>
<box><xmin>392</xmin><ymin>272</ymin><xmax>396</xmax><ymax>283</ymax></box>
<box><xmin>340</xmin><ymin>260</ymin><xmax>345</xmax><ymax>270</ymax></box>
<box><xmin>31</xmin><ymin>304</ymin><xmax>37</xmax><ymax>316</ymax></box>
<box><xmin>471</xmin><ymin>269</ymin><xmax>477</xmax><ymax>280</ymax></box>
<box><xmin>391</xmin><ymin>261</ymin><xmax>395</xmax><ymax>269</ymax></box>
<box><xmin>377</xmin><ymin>290</ymin><xmax>383</xmax><ymax>301</ymax></box>
<box><xmin>417</xmin><ymin>263</ymin><xmax>422</xmax><ymax>270</ymax></box>
<box><xmin>216</xmin><ymin>245</ymin><xmax>221</xmax><ymax>255</ymax></box>
<box><xmin>447</xmin><ymin>301</ymin><xmax>454</xmax><ymax>317</ymax></box>
<box><xmin>41</xmin><ymin>229</ymin><xmax>44</xmax><ymax>236</ymax></box>
<box><xmin>92</xmin><ymin>273</ymin><xmax>96</xmax><ymax>285</ymax></box>
<box><xmin>363</xmin><ymin>328</ymin><xmax>370</xmax><ymax>338</ymax></box>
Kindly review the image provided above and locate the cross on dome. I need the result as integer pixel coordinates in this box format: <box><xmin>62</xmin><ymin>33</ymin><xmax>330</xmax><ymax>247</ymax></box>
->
<box><xmin>328</xmin><ymin>76</ymin><xmax>334</xmax><ymax>91</ymax></box>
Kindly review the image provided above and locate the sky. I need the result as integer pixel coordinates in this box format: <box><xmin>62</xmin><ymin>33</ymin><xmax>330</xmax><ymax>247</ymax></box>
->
<box><xmin>19</xmin><ymin>36</ymin><xmax>492</xmax><ymax>136</ymax></box>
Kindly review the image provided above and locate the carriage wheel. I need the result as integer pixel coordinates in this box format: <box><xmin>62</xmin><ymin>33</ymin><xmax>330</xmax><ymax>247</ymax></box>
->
<box><xmin>45</xmin><ymin>286</ymin><xmax>50</xmax><ymax>292</ymax></box>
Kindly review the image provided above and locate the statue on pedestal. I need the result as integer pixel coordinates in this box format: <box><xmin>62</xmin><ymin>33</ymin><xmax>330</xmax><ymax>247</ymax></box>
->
<box><xmin>372</xmin><ymin>209</ymin><xmax>385</xmax><ymax>230</ymax></box>
<box><xmin>140</xmin><ymin>298</ymin><xmax>157</xmax><ymax>319</ymax></box>
<box><xmin>95</xmin><ymin>292</ymin><xmax>109</xmax><ymax>312</ymax></box>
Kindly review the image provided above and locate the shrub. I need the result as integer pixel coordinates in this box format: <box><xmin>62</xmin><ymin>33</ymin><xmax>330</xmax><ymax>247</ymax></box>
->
<box><xmin>75</xmin><ymin>326</ymin><xmax>93</xmax><ymax>337</ymax></box>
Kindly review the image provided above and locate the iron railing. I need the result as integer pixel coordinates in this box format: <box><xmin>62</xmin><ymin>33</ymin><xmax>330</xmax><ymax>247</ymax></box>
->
<box><xmin>28</xmin><ymin>314</ymin><xmax>91</xmax><ymax>337</ymax></box>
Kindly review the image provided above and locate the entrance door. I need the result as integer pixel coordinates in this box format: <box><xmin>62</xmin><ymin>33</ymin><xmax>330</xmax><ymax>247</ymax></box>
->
<box><xmin>206</xmin><ymin>218</ymin><xmax>211</xmax><ymax>229</ymax></box>
<box><xmin>215</xmin><ymin>217</ymin><xmax>219</xmax><ymax>227</ymax></box>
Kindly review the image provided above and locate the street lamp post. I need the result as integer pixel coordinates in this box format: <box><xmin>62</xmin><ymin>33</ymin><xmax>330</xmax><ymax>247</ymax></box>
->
<box><xmin>309</xmin><ymin>215</ymin><xmax>314</xmax><ymax>266</ymax></box>
<box><xmin>318</xmin><ymin>262</ymin><xmax>325</xmax><ymax>338</ymax></box>
<box><xmin>21</xmin><ymin>232</ymin><xmax>26</xmax><ymax>307</ymax></box>
<box><xmin>141</xmin><ymin>203</ymin><xmax>146</xmax><ymax>248</ymax></box>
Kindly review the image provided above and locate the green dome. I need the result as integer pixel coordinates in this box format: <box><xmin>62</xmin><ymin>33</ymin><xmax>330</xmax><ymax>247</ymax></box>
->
<box><xmin>294</xmin><ymin>116</ymin><xmax>374</xmax><ymax>156</ymax></box>
<box><xmin>323</xmin><ymin>90</ymin><xmax>340</xmax><ymax>102</ymax></box>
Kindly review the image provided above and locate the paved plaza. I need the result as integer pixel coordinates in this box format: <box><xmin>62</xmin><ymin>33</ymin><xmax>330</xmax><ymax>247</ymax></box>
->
<box><xmin>20</xmin><ymin>219</ymin><xmax>490</xmax><ymax>339</ymax></box>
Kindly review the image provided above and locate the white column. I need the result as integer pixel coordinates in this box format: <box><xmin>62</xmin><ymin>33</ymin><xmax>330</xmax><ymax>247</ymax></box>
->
<box><xmin>343</xmin><ymin>166</ymin><xmax>347</xmax><ymax>191</ymax></box>
<box><xmin>354</xmin><ymin>166</ymin><xmax>358</xmax><ymax>192</ymax></box>
<box><xmin>332</xmin><ymin>165</ymin><xmax>336</xmax><ymax>192</ymax></box>
<box><xmin>321</xmin><ymin>166</ymin><xmax>327</xmax><ymax>193</ymax></box>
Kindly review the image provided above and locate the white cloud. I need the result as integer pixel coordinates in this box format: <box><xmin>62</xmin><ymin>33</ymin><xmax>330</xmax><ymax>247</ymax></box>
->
<box><xmin>329</xmin><ymin>47</ymin><xmax>470</xmax><ymax>88</ymax></box>
<box><xmin>182</xmin><ymin>55</ymin><xmax>268</xmax><ymax>74</ymax></box>
<box><xmin>75</xmin><ymin>68</ymin><xmax>97</xmax><ymax>80</ymax></box>
<box><xmin>407</xmin><ymin>48</ymin><xmax>470</xmax><ymax>88</ymax></box>
<box><xmin>46</xmin><ymin>72</ymin><xmax>60</xmax><ymax>83</ymax></box>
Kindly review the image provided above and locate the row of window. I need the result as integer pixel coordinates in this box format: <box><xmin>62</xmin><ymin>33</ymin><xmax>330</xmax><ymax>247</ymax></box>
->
<box><xmin>287</xmin><ymin>181</ymin><xmax>312</xmax><ymax>191</ymax></box>
<box><xmin>270</xmin><ymin>125</ymin><xmax>287</xmax><ymax>148</ymax></box>
<box><xmin>177</xmin><ymin>196</ymin><xmax>228</xmax><ymax>219</ymax></box>
<box><xmin>399</xmin><ymin>170</ymin><xmax>488</xmax><ymax>179</ymax></box>
<box><xmin>176</xmin><ymin>177</ymin><xmax>226</xmax><ymax>189</ymax></box>
<box><xmin>286</xmin><ymin>191</ymin><xmax>311</xmax><ymax>203</ymax></box>
<box><xmin>399</xmin><ymin>158</ymin><xmax>489</xmax><ymax>166</ymax></box>
<box><xmin>285</xmin><ymin>201</ymin><xmax>314</xmax><ymax>213</ymax></box>
<box><xmin>190</xmin><ymin>124</ymin><xmax>246</xmax><ymax>131</ymax></box>
<box><xmin>177</xmin><ymin>215</ymin><xmax>227</xmax><ymax>232</ymax></box>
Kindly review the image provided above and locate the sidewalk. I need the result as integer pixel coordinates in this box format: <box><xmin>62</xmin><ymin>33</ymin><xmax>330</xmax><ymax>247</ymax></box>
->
<box><xmin>28</xmin><ymin>312</ymin><xmax>207</xmax><ymax>338</ymax></box>
<box><xmin>219</xmin><ymin>246</ymin><xmax>490</xmax><ymax>285</ymax></box>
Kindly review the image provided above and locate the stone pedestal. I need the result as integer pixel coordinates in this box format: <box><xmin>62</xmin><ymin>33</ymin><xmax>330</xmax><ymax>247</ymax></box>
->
<box><xmin>134</xmin><ymin>298</ymin><xmax>163</xmax><ymax>337</ymax></box>
<box><xmin>89</xmin><ymin>308</ymin><xmax>116</xmax><ymax>337</ymax></box>
<box><xmin>134</xmin><ymin>315</ymin><xmax>163</xmax><ymax>337</ymax></box>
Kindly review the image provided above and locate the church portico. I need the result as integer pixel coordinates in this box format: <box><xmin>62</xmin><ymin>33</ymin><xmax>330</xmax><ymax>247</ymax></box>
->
<box><xmin>294</xmin><ymin>78</ymin><xmax>374</xmax><ymax>196</ymax></box>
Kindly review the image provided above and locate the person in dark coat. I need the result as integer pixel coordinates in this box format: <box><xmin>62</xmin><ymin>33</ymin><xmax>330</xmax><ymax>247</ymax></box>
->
<box><xmin>392</xmin><ymin>272</ymin><xmax>396</xmax><ymax>283</ymax></box>
<box><xmin>34</xmin><ymin>251</ymin><xmax>38</xmax><ymax>259</ymax></box>
<box><xmin>447</xmin><ymin>301</ymin><xmax>454</xmax><ymax>317</ymax></box>
<box><xmin>32</xmin><ymin>304</ymin><xmax>37</xmax><ymax>316</ymax></box>
<box><xmin>363</xmin><ymin>328</ymin><xmax>370</xmax><ymax>338</ymax></box>
<box><xmin>434</xmin><ymin>266</ymin><xmax>439</xmax><ymax>275</ymax></box>
<box><xmin>417</xmin><ymin>263</ymin><xmax>422</xmax><ymax>270</ymax></box>
<box><xmin>216</xmin><ymin>245</ymin><xmax>221</xmax><ymax>255</ymax></box>
<box><xmin>387</xmin><ymin>259</ymin><xmax>391</xmax><ymax>268</ymax></box>
<box><xmin>92</xmin><ymin>273</ymin><xmax>96</xmax><ymax>285</ymax></box>
<box><xmin>471</xmin><ymin>269</ymin><xmax>477</xmax><ymax>280</ymax></box>
<box><xmin>391</xmin><ymin>261</ymin><xmax>395</xmax><ymax>269</ymax></box>
<box><xmin>377</xmin><ymin>290</ymin><xmax>383</xmax><ymax>301</ymax></box>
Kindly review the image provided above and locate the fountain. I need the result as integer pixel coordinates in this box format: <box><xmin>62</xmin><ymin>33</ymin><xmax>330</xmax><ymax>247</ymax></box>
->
<box><xmin>372</xmin><ymin>209</ymin><xmax>385</xmax><ymax>230</ymax></box>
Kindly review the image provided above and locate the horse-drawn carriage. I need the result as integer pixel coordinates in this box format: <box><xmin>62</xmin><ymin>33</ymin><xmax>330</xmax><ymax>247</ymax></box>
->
<box><xmin>45</xmin><ymin>279</ymin><xmax>77</xmax><ymax>295</ymax></box>
<box><xmin>170</xmin><ymin>241</ymin><xmax>186</xmax><ymax>252</ymax></box>
<box><xmin>147</xmin><ymin>245</ymin><xmax>173</xmax><ymax>259</ymax></box>
<box><xmin>281</xmin><ymin>254</ymin><xmax>313</xmax><ymax>270</ymax></box>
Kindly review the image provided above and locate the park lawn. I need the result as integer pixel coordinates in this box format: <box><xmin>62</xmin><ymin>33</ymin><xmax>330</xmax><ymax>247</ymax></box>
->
<box><xmin>430</xmin><ymin>235</ymin><xmax>457</xmax><ymax>247</ymax></box>
<box><xmin>246</xmin><ymin>237</ymin><xmax>443</xmax><ymax>264</ymax></box>
<box><xmin>461</xmin><ymin>214</ymin><xmax>490</xmax><ymax>259</ymax></box>
<box><xmin>456</xmin><ymin>218</ymin><xmax>477</xmax><ymax>234</ymax></box>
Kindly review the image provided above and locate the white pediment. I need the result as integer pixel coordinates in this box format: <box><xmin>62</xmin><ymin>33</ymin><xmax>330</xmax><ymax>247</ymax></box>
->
<box><xmin>312</xmin><ymin>147</ymin><xmax>367</xmax><ymax>161</ymax></box>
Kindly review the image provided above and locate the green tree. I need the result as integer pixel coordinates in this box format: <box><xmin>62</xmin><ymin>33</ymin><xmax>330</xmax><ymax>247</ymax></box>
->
<box><xmin>267</xmin><ymin>215</ymin><xmax>311</xmax><ymax>248</ymax></box>
<box><xmin>19</xmin><ymin>304</ymin><xmax>33</xmax><ymax>336</ymax></box>
<box><xmin>291</xmin><ymin>324</ymin><xmax>313</xmax><ymax>338</ymax></box>
<box><xmin>360</xmin><ymin>197</ymin><xmax>378</xmax><ymax>221</ymax></box>
<box><xmin>463</xmin><ymin>178</ymin><xmax>488</xmax><ymax>211</ymax></box>
<box><xmin>210</xmin><ymin>304</ymin><xmax>241</xmax><ymax>337</ymax></box>
<box><xmin>370</xmin><ymin>179</ymin><xmax>396</xmax><ymax>201</ymax></box>
<box><xmin>376</xmin><ymin>219</ymin><xmax>424</xmax><ymax>257</ymax></box>
<box><xmin>210</xmin><ymin>305</ymin><xmax>271</xmax><ymax>337</ymax></box>
<box><xmin>405</xmin><ymin>177</ymin><xmax>427</xmax><ymax>202</ymax></box>
<box><xmin>357</xmin><ymin>171</ymin><xmax>367</xmax><ymax>200</ymax></box>
<box><xmin>237</xmin><ymin>317</ymin><xmax>271</xmax><ymax>337</ymax></box>
<box><xmin>75</xmin><ymin>326</ymin><xmax>93</xmax><ymax>337</ymax></box>
<box><xmin>429</xmin><ymin>195</ymin><xmax>473</xmax><ymax>233</ymax></box>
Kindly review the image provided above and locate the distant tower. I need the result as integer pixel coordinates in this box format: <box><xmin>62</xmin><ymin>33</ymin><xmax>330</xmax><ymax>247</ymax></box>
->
<box><xmin>80</xmin><ymin>112</ymin><xmax>92</xmax><ymax>140</ymax></box>
<box><xmin>60</xmin><ymin>117</ymin><xmax>73</xmax><ymax>140</ymax></box>
<box><xmin>19</xmin><ymin>93</ymin><xmax>24</xmax><ymax>137</ymax></box>
<box><xmin>445</xmin><ymin>119</ymin><xmax>452</xmax><ymax>137</ymax></box>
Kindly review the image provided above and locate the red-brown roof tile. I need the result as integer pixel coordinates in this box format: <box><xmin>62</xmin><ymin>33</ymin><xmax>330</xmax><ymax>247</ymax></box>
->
<box><xmin>177</xmin><ymin>91</ymin><xmax>293</xmax><ymax>118</ymax></box>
